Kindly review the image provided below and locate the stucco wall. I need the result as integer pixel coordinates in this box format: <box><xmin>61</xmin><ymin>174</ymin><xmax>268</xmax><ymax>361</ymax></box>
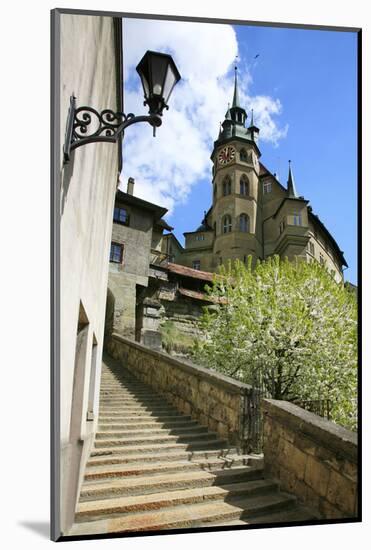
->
<box><xmin>263</xmin><ymin>399</ymin><xmax>358</xmax><ymax>519</ymax></box>
<box><xmin>59</xmin><ymin>13</ymin><xmax>120</xmax><ymax>533</ymax></box>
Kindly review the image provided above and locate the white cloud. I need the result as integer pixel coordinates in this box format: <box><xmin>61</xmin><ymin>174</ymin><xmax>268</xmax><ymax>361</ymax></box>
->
<box><xmin>120</xmin><ymin>18</ymin><xmax>288</xmax><ymax>215</ymax></box>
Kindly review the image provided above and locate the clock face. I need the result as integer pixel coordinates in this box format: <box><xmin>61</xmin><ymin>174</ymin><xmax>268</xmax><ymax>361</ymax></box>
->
<box><xmin>218</xmin><ymin>146</ymin><xmax>235</xmax><ymax>165</ymax></box>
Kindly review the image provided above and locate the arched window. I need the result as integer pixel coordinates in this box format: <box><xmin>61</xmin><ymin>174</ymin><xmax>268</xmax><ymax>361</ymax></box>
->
<box><xmin>239</xmin><ymin>213</ymin><xmax>249</xmax><ymax>232</ymax></box>
<box><xmin>240</xmin><ymin>175</ymin><xmax>249</xmax><ymax>196</ymax></box>
<box><xmin>223</xmin><ymin>214</ymin><xmax>232</xmax><ymax>234</ymax></box>
<box><xmin>240</xmin><ymin>149</ymin><xmax>248</xmax><ymax>162</ymax></box>
<box><xmin>222</xmin><ymin>176</ymin><xmax>232</xmax><ymax>196</ymax></box>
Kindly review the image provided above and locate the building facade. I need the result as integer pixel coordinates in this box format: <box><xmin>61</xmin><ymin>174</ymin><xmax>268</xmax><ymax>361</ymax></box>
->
<box><xmin>55</xmin><ymin>13</ymin><xmax>123</xmax><ymax>537</ymax></box>
<box><xmin>173</xmin><ymin>70</ymin><xmax>347</xmax><ymax>282</ymax></box>
<box><xmin>106</xmin><ymin>181</ymin><xmax>172</xmax><ymax>345</ymax></box>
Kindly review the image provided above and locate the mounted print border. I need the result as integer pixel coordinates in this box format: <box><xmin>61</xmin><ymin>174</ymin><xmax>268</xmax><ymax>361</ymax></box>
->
<box><xmin>51</xmin><ymin>7</ymin><xmax>362</xmax><ymax>542</ymax></box>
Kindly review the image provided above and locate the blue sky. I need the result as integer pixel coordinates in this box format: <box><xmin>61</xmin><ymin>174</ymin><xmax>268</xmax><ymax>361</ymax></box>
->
<box><xmin>121</xmin><ymin>19</ymin><xmax>358</xmax><ymax>284</ymax></box>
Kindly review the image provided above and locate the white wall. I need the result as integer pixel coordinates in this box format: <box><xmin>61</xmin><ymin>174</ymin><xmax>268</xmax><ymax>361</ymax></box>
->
<box><xmin>59</xmin><ymin>14</ymin><xmax>120</xmax><ymax>533</ymax></box>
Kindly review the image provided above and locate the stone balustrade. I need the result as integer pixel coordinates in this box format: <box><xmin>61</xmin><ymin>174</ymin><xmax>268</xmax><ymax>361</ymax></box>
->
<box><xmin>107</xmin><ymin>333</ymin><xmax>259</xmax><ymax>452</ymax></box>
<box><xmin>263</xmin><ymin>399</ymin><xmax>358</xmax><ymax>519</ymax></box>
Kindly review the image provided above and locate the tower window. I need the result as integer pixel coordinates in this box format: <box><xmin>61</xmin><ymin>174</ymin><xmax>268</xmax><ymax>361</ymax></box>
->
<box><xmin>114</xmin><ymin>207</ymin><xmax>129</xmax><ymax>225</ymax></box>
<box><xmin>263</xmin><ymin>181</ymin><xmax>272</xmax><ymax>194</ymax></box>
<box><xmin>223</xmin><ymin>215</ymin><xmax>232</xmax><ymax>234</ymax></box>
<box><xmin>222</xmin><ymin>176</ymin><xmax>232</xmax><ymax>196</ymax></box>
<box><xmin>240</xmin><ymin>149</ymin><xmax>248</xmax><ymax>162</ymax></box>
<box><xmin>239</xmin><ymin>213</ymin><xmax>249</xmax><ymax>233</ymax></box>
<box><xmin>196</xmin><ymin>234</ymin><xmax>205</xmax><ymax>241</ymax></box>
<box><xmin>110</xmin><ymin>242</ymin><xmax>124</xmax><ymax>264</ymax></box>
<box><xmin>309</xmin><ymin>241</ymin><xmax>315</xmax><ymax>255</ymax></box>
<box><xmin>319</xmin><ymin>254</ymin><xmax>325</xmax><ymax>266</ymax></box>
<box><xmin>192</xmin><ymin>260</ymin><xmax>201</xmax><ymax>270</ymax></box>
<box><xmin>240</xmin><ymin>175</ymin><xmax>249</xmax><ymax>196</ymax></box>
<box><xmin>293</xmin><ymin>213</ymin><xmax>302</xmax><ymax>226</ymax></box>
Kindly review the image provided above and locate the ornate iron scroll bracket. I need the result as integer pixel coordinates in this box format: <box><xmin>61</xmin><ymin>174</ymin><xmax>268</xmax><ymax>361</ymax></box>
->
<box><xmin>63</xmin><ymin>96</ymin><xmax>162</xmax><ymax>163</ymax></box>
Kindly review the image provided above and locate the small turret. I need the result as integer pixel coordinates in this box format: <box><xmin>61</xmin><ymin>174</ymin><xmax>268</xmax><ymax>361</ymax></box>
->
<box><xmin>287</xmin><ymin>160</ymin><xmax>298</xmax><ymax>198</ymax></box>
<box><xmin>248</xmin><ymin>109</ymin><xmax>260</xmax><ymax>142</ymax></box>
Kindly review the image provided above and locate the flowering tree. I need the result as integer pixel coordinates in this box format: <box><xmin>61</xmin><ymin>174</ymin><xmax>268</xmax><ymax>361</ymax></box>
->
<box><xmin>193</xmin><ymin>256</ymin><xmax>358</xmax><ymax>430</ymax></box>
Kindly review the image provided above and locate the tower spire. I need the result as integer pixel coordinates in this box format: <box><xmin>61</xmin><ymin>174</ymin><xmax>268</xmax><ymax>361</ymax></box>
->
<box><xmin>287</xmin><ymin>160</ymin><xmax>298</xmax><ymax>198</ymax></box>
<box><xmin>248</xmin><ymin>109</ymin><xmax>259</xmax><ymax>141</ymax></box>
<box><xmin>232</xmin><ymin>64</ymin><xmax>240</xmax><ymax>108</ymax></box>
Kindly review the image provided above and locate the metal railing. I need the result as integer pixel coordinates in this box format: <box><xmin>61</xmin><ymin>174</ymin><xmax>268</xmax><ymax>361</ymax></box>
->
<box><xmin>293</xmin><ymin>398</ymin><xmax>332</xmax><ymax>420</ymax></box>
<box><xmin>241</xmin><ymin>388</ymin><xmax>333</xmax><ymax>454</ymax></box>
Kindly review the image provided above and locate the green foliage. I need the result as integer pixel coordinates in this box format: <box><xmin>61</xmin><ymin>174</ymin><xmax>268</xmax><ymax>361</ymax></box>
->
<box><xmin>160</xmin><ymin>320</ymin><xmax>196</xmax><ymax>355</ymax></box>
<box><xmin>193</xmin><ymin>256</ymin><xmax>358</xmax><ymax>430</ymax></box>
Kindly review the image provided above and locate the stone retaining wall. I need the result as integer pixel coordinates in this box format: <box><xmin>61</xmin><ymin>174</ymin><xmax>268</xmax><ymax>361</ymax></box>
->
<box><xmin>107</xmin><ymin>333</ymin><xmax>257</xmax><ymax>451</ymax></box>
<box><xmin>263</xmin><ymin>399</ymin><xmax>358</xmax><ymax>519</ymax></box>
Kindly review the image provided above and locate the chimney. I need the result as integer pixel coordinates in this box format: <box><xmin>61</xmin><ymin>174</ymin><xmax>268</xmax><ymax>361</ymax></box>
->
<box><xmin>127</xmin><ymin>177</ymin><xmax>135</xmax><ymax>195</ymax></box>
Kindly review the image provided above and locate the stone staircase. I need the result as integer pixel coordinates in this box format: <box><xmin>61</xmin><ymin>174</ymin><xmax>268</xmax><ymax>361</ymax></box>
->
<box><xmin>69</xmin><ymin>355</ymin><xmax>317</xmax><ymax>536</ymax></box>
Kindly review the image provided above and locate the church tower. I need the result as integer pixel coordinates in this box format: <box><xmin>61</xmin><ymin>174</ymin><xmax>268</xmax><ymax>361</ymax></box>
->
<box><xmin>209</xmin><ymin>67</ymin><xmax>262</xmax><ymax>267</ymax></box>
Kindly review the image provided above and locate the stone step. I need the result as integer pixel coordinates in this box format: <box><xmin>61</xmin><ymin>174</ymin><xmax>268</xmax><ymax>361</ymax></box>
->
<box><xmin>99</xmin><ymin>396</ymin><xmax>164</xmax><ymax>403</ymax></box>
<box><xmin>203</xmin><ymin>505</ymin><xmax>318</xmax><ymax>527</ymax></box>
<box><xmin>71</xmin><ymin>491</ymin><xmax>296</xmax><ymax>534</ymax></box>
<box><xmin>99</xmin><ymin>396</ymin><xmax>167</xmax><ymax>403</ymax></box>
<box><xmin>98</xmin><ymin>411</ymin><xmax>186</xmax><ymax>420</ymax></box>
<box><xmin>99</xmin><ymin>386</ymin><xmax>151</xmax><ymax>393</ymax></box>
<box><xmin>80</xmin><ymin>464</ymin><xmax>264</xmax><ymax>501</ymax></box>
<box><xmin>98</xmin><ymin>419</ymin><xmax>198</xmax><ymax>431</ymax></box>
<box><xmin>84</xmin><ymin>455</ymin><xmax>254</xmax><ymax>481</ymax></box>
<box><xmin>76</xmin><ymin>478</ymin><xmax>278</xmax><ymax>522</ymax></box>
<box><xmin>84</xmin><ymin>460</ymin><xmax>199</xmax><ymax>481</ymax></box>
<box><xmin>95</xmin><ymin>425</ymin><xmax>208</xmax><ymax>439</ymax></box>
<box><xmin>87</xmin><ymin>447</ymin><xmax>246</xmax><ymax>467</ymax></box>
<box><xmin>94</xmin><ymin>431</ymin><xmax>219</xmax><ymax>448</ymax></box>
<box><xmin>98</xmin><ymin>405</ymin><xmax>179</xmax><ymax>414</ymax></box>
<box><xmin>99</xmin><ymin>389</ymin><xmax>164</xmax><ymax>395</ymax></box>
<box><xmin>91</xmin><ymin>439</ymin><xmax>230</xmax><ymax>456</ymax></box>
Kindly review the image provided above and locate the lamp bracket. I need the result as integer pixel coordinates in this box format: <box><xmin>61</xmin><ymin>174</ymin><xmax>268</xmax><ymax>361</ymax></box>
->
<box><xmin>63</xmin><ymin>96</ymin><xmax>162</xmax><ymax>163</ymax></box>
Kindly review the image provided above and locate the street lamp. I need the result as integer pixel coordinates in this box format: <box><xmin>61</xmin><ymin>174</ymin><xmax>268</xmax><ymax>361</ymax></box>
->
<box><xmin>136</xmin><ymin>50</ymin><xmax>181</xmax><ymax>116</ymax></box>
<box><xmin>63</xmin><ymin>50</ymin><xmax>181</xmax><ymax>163</ymax></box>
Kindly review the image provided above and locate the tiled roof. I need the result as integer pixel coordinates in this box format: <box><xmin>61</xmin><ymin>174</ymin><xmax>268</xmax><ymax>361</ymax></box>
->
<box><xmin>178</xmin><ymin>287</ymin><xmax>227</xmax><ymax>304</ymax></box>
<box><xmin>167</xmin><ymin>263</ymin><xmax>215</xmax><ymax>282</ymax></box>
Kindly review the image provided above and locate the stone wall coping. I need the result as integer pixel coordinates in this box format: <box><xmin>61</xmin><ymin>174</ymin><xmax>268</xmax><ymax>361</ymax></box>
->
<box><xmin>263</xmin><ymin>399</ymin><xmax>357</xmax><ymax>462</ymax></box>
<box><xmin>112</xmin><ymin>333</ymin><xmax>253</xmax><ymax>395</ymax></box>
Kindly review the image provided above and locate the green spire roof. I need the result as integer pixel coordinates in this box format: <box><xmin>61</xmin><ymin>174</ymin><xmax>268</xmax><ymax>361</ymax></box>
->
<box><xmin>232</xmin><ymin>66</ymin><xmax>240</xmax><ymax>108</ymax></box>
<box><xmin>287</xmin><ymin>160</ymin><xmax>298</xmax><ymax>198</ymax></box>
<box><xmin>248</xmin><ymin>109</ymin><xmax>259</xmax><ymax>130</ymax></box>
<box><xmin>225</xmin><ymin>103</ymin><xmax>232</xmax><ymax>120</ymax></box>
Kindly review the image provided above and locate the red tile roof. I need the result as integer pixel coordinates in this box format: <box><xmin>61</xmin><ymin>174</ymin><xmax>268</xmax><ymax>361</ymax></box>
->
<box><xmin>178</xmin><ymin>287</ymin><xmax>227</xmax><ymax>304</ymax></box>
<box><xmin>167</xmin><ymin>262</ymin><xmax>215</xmax><ymax>282</ymax></box>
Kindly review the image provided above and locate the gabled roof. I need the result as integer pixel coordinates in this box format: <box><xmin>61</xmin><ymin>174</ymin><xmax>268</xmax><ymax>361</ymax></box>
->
<box><xmin>162</xmin><ymin>232</ymin><xmax>184</xmax><ymax>251</ymax></box>
<box><xmin>154</xmin><ymin>218</ymin><xmax>174</xmax><ymax>231</ymax></box>
<box><xmin>115</xmin><ymin>189</ymin><xmax>167</xmax><ymax>220</ymax></box>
